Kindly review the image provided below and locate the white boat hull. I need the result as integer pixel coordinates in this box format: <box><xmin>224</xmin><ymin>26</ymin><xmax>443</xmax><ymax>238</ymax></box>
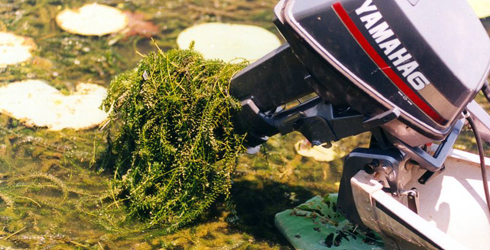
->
<box><xmin>351</xmin><ymin>149</ymin><xmax>490</xmax><ymax>250</ymax></box>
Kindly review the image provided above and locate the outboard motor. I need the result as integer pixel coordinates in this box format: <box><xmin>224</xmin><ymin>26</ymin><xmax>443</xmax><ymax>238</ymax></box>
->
<box><xmin>230</xmin><ymin>0</ymin><xmax>490</xmax><ymax>239</ymax></box>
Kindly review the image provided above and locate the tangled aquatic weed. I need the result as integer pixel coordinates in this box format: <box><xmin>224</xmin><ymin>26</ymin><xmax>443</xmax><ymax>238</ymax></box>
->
<box><xmin>101</xmin><ymin>47</ymin><xmax>247</xmax><ymax>231</ymax></box>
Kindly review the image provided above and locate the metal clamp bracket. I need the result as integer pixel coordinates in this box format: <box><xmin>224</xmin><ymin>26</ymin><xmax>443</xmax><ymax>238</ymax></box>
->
<box><xmin>393</xmin><ymin>118</ymin><xmax>465</xmax><ymax>172</ymax></box>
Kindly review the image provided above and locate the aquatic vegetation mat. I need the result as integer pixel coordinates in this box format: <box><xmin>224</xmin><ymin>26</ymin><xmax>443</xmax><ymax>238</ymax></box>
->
<box><xmin>0</xmin><ymin>0</ymin><xmax>314</xmax><ymax>248</ymax></box>
<box><xmin>101</xmin><ymin>48</ymin><xmax>247</xmax><ymax>231</ymax></box>
<box><xmin>4</xmin><ymin>0</ymin><xmax>485</xmax><ymax>248</ymax></box>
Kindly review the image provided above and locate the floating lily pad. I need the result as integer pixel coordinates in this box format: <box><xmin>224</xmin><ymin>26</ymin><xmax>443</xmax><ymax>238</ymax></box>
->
<box><xmin>294</xmin><ymin>140</ymin><xmax>339</xmax><ymax>162</ymax></box>
<box><xmin>0</xmin><ymin>80</ymin><xmax>108</xmax><ymax>130</ymax></box>
<box><xmin>0</xmin><ymin>32</ymin><xmax>35</xmax><ymax>67</ymax></box>
<box><xmin>468</xmin><ymin>0</ymin><xmax>490</xmax><ymax>19</ymax></box>
<box><xmin>56</xmin><ymin>3</ymin><xmax>128</xmax><ymax>36</ymax></box>
<box><xmin>177</xmin><ymin>22</ymin><xmax>281</xmax><ymax>62</ymax></box>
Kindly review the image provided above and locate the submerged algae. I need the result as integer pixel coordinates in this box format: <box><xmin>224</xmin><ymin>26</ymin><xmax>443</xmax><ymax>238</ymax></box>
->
<box><xmin>0</xmin><ymin>0</ymin><xmax>307</xmax><ymax>248</ymax></box>
<box><xmin>0</xmin><ymin>0</ymin><xmax>485</xmax><ymax>248</ymax></box>
<box><xmin>101</xmin><ymin>48</ymin><xmax>247</xmax><ymax>231</ymax></box>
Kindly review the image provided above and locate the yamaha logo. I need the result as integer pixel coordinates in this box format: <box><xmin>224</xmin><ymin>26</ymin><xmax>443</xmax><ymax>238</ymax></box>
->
<box><xmin>356</xmin><ymin>0</ymin><xmax>430</xmax><ymax>91</ymax></box>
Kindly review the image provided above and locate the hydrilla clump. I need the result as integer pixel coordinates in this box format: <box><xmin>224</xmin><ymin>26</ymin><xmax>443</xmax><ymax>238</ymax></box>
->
<box><xmin>101</xmin><ymin>48</ymin><xmax>247</xmax><ymax>231</ymax></box>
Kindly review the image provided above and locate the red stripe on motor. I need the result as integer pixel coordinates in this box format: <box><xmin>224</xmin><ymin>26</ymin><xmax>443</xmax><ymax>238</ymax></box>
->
<box><xmin>332</xmin><ymin>2</ymin><xmax>444</xmax><ymax>124</ymax></box>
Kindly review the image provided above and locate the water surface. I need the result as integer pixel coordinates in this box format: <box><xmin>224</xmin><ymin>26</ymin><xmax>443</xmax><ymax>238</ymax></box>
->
<box><xmin>0</xmin><ymin>1</ymin><xmax>488</xmax><ymax>249</ymax></box>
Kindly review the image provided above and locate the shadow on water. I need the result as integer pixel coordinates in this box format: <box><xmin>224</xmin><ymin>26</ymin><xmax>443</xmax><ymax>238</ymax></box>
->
<box><xmin>229</xmin><ymin>179</ymin><xmax>316</xmax><ymax>248</ymax></box>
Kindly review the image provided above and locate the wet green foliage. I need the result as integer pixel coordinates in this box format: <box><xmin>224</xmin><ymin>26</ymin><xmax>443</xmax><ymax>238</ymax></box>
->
<box><xmin>0</xmin><ymin>0</ymin><xmax>300</xmax><ymax>248</ymax></box>
<box><xmin>0</xmin><ymin>0</ymin><xmax>487</xmax><ymax>248</ymax></box>
<box><xmin>101</xmin><ymin>48</ymin><xmax>247</xmax><ymax>231</ymax></box>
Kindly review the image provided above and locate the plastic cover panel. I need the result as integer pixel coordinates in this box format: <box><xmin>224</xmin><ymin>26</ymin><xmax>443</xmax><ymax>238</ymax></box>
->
<box><xmin>283</xmin><ymin>0</ymin><xmax>490</xmax><ymax>138</ymax></box>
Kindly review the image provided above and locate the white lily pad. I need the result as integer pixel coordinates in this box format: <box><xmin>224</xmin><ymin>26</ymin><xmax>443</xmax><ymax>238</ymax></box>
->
<box><xmin>0</xmin><ymin>32</ymin><xmax>35</xmax><ymax>67</ymax></box>
<box><xmin>468</xmin><ymin>0</ymin><xmax>490</xmax><ymax>19</ymax></box>
<box><xmin>177</xmin><ymin>22</ymin><xmax>282</xmax><ymax>62</ymax></box>
<box><xmin>294</xmin><ymin>140</ymin><xmax>338</xmax><ymax>162</ymax></box>
<box><xmin>0</xmin><ymin>80</ymin><xmax>108</xmax><ymax>130</ymax></box>
<box><xmin>56</xmin><ymin>3</ymin><xmax>128</xmax><ymax>36</ymax></box>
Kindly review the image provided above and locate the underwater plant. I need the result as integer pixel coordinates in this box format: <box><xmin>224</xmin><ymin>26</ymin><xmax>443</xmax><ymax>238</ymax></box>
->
<box><xmin>101</xmin><ymin>47</ymin><xmax>247</xmax><ymax>231</ymax></box>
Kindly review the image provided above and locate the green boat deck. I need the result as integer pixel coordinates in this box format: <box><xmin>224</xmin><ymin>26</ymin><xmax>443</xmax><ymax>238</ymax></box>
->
<box><xmin>275</xmin><ymin>194</ymin><xmax>384</xmax><ymax>250</ymax></box>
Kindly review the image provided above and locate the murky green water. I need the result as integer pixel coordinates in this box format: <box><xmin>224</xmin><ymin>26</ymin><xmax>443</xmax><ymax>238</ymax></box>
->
<box><xmin>0</xmin><ymin>0</ymin><xmax>489</xmax><ymax>249</ymax></box>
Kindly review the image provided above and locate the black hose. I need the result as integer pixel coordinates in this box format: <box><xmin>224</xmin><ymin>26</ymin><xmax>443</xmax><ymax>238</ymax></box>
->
<box><xmin>466</xmin><ymin>115</ymin><xmax>490</xmax><ymax>216</ymax></box>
